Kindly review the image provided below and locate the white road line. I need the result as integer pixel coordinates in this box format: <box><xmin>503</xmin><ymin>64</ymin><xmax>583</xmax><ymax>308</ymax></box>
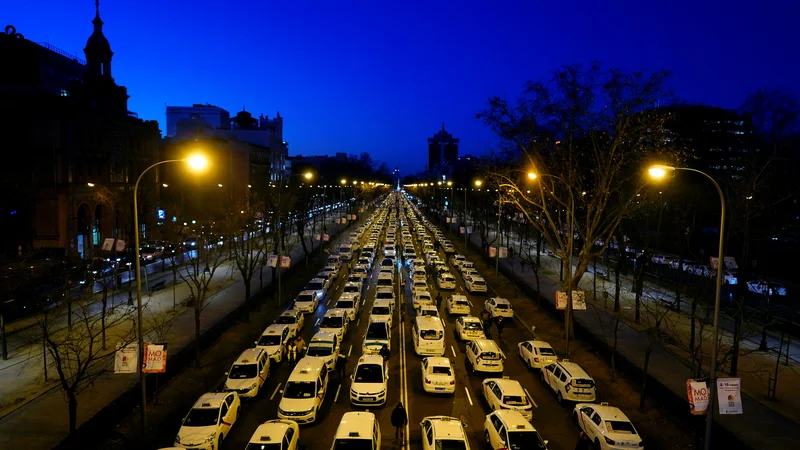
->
<box><xmin>270</xmin><ymin>383</ymin><xmax>282</xmax><ymax>400</ymax></box>
<box><xmin>334</xmin><ymin>383</ymin><xmax>342</xmax><ymax>402</ymax></box>
<box><xmin>464</xmin><ymin>387</ymin><xmax>473</xmax><ymax>406</ymax></box>
<box><xmin>525</xmin><ymin>388</ymin><xmax>538</xmax><ymax>408</ymax></box>
<box><xmin>467</xmin><ymin>299</ymin><xmax>473</xmax><ymax>307</ymax></box>
<box><xmin>356</xmin><ymin>318</ymin><xmax>360</xmax><ymax>327</ymax></box>
<box><xmin>348</xmin><ymin>345</ymin><xmax>353</xmax><ymax>357</ymax></box>
<box><xmin>315</xmin><ymin>318</ymin><xmax>320</xmax><ymax>327</ymax></box>
<box><xmin>328</xmin><ymin>297</ymin><xmax>334</xmax><ymax>306</ymax></box>
<box><xmin>450</xmin><ymin>346</ymin><xmax>457</xmax><ymax>358</ymax></box>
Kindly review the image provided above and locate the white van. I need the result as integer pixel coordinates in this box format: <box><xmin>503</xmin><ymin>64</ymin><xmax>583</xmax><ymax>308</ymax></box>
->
<box><xmin>277</xmin><ymin>358</ymin><xmax>328</xmax><ymax>424</ymax></box>
<box><xmin>330</xmin><ymin>411</ymin><xmax>381</xmax><ymax>450</ymax></box>
<box><xmin>339</xmin><ymin>243</ymin><xmax>353</xmax><ymax>261</ymax></box>
<box><xmin>412</xmin><ymin>316</ymin><xmax>446</xmax><ymax>356</ymax></box>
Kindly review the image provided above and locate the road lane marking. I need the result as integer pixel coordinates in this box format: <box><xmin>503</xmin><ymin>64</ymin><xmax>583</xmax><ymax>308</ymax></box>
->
<box><xmin>467</xmin><ymin>299</ymin><xmax>473</xmax><ymax>307</ymax></box>
<box><xmin>328</xmin><ymin>297</ymin><xmax>334</xmax><ymax>306</ymax></box>
<box><xmin>348</xmin><ymin>345</ymin><xmax>353</xmax><ymax>357</ymax></box>
<box><xmin>334</xmin><ymin>383</ymin><xmax>342</xmax><ymax>402</ymax></box>
<box><xmin>356</xmin><ymin>317</ymin><xmax>360</xmax><ymax>327</ymax></box>
<box><xmin>465</xmin><ymin>387</ymin><xmax>473</xmax><ymax>406</ymax></box>
<box><xmin>525</xmin><ymin>388</ymin><xmax>537</xmax><ymax>408</ymax></box>
<box><xmin>271</xmin><ymin>383</ymin><xmax>282</xmax><ymax>400</ymax></box>
<box><xmin>315</xmin><ymin>318</ymin><xmax>320</xmax><ymax>327</ymax></box>
<box><xmin>450</xmin><ymin>346</ymin><xmax>457</xmax><ymax>358</ymax></box>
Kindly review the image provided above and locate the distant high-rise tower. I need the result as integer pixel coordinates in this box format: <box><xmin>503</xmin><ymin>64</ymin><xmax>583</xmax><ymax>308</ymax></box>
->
<box><xmin>427</xmin><ymin>123</ymin><xmax>459</xmax><ymax>171</ymax></box>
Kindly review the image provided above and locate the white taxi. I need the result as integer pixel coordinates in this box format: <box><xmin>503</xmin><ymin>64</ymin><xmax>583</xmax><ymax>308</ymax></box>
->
<box><xmin>447</xmin><ymin>294</ymin><xmax>470</xmax><ymax>315</ymax></box>
<box><xmin>350</xmin><ymin>354</ymin><xmax>389</xmax><ymax>406</ymax></box>
<box><xmin>304</xmin><ymin>332</ymin><xmax>340</xmax><ymax>372</ymax></box>
<box><xmin>224</xmin><ymin>348</ymin><xmax>270</xmax><ymax>398</ymax></box>
<box><xmin>334</xmin><ymin>294</ymin><xmax>361</xmax><ymax>321</ymax></box>
<box><xmin>375</xmin><ymin>286</ymin><xmax>396</xmax><ymax>309</ymax></box>
<box><xmin>541</xmin><ymin>360</ymin><xmax>596</xmax><ymax>403</ymax></box>
<box><xmin>420</xmin><ymin>416</ymin><xmax>471</xmax><ymax>450</ymax></box>
<box><xmin>277</xmin><ymin>358</ymin><xmax>328</xmax><ymax>424</ymax></box>
<box><xmin>413</xmin><ymin>291</ymin><xmax>433</xmax><ymax>310</ymax></box>
<box><xmin>573</xmin><ymin>402</ymin><xmax>644</xmax><ymax>449</ymax></box>
<box><xmin>437</xmin><ymin>272</ymin><xmax>457</xmax><ymax>290</ymax></box>
<box><xmin>517</xmin><ymin>340</ymin><xmax>558</xmax><ymax>370</ymax></box>
<box><xmin>370</xmin><ymin>299</ymin><xmax>394</xmax><ymax>328</ymax></box>
<box><xmin>412</xmin><ymin>280</ymin><xmax>429</xmax><ymax>294</ymax></box>
<box><xmin>450</xmin><ymin>254</ymin><xmax>466</xmax><ymax>267</ymax></box>
<box><xmin>331</xmin><ymin>411</ymin><xmax>381</xmax><ymax>450</ymax></box>
<box><xmin>481</xmin><ymin>378</ymin><xmax>534</xmax><ymax>420</ymax></box>
<box><xmin>484</xmin><ymin>297</ymin><xmax>513</xmax><ymax>318</ymax></box>
<box><xmin>485</xmin><ymin>410</ymin><xmax>549</xmax><ymax>450</ymax></box>
<box><xmin>362</xmin><ymin>320</ymin><xmax>390</xmax><ymax>355</ymax></box>
<box><xmin>293</xmin><ymin>291</ymin><xmax>319</xmax><ymax>314</ymax></box>
<box><xmin>174</xmin><ymin>391</ymin><xmax>240</xmax><ymax>450</ymax></box>
<box><xmin>255</xmin><ymin>324</ymin><xmax>291</xmax><ymax>362</ymax></box>
<box><xmin>318</xmin><ymin>309</ymin><xmax>349</xmax><ymax>340</ymax></box>
<box><xmin>465</xmin><ymin>275</ymin><xmax>488</xmax><ymax>294</ymax></box>
<box><xmin>418</xmin><ymin>304</ymin><xmax>439</xmax><ymax>318</ymax></box>
<box><xmin>245</xmin><ymin>419</ymin><xmax>299</xmax><ymax>450</ymax></box>
<box><xmin>421</xmin><ymin>357</ymin><xmax>456</xmax><ymax>394</ymax></box>
<box><xmin>455</xmin><ymin>316</ymin><xmax>486</xmax><ymax>341</ymax></box>
<box><xmin>274</xmin><ymin>309</ymin><xmax>304</xmax><ymax>339</ymax></box>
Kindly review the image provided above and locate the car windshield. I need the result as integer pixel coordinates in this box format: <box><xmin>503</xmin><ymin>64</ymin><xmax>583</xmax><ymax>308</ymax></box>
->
<box><xmin>183</xmin><ymin>408</ymin><xmax>219</xmax><ymax>427</ymax></box>
<box><xmin>283</xmin><ymin>381</ymin><xmax>316</xmax><ymax>399</ymax></box>
<box><xmin>336</xmin><ymin>300</ymin><xmax>354</xmax><ymax>309</ymax></box>
<box><xmin>258</xmin><ymin>335</ymin><xmax>282</xmax><ymax>346</ymax></box>
<box><xmin>421</xmin><ymin>309</ymin><xmax>437</xmax><ymax>317</ymax></box>
<box><xmin>432</xmin><ymin>365</ymin><xmax>452</xmax><ymax>375</ymax></box>
<box><xmin>574</xmin><ymin>378</ymin><xmax>595</xmax><ymax>387</ymax></box>
<box><xmin>377</xmin><ymin>279</ymin><xmax>392</xmax><ymax>287</ymax></box>
<box><xmin>307</xmin><ymin>282</ymin><xmax>324</xmax><ymax>290</ymax></box>
<box><xmin>421</xmin><ymin>329</ymin><xmax>442</xmax><ymax>340</ymax></box>
<box><xmin>473</xmin><ymin>280</ymin><xmax>486</xmax><ymax>286</ymax></box>
<box><xmin>455</xmin><ymin>300</ymin><xmax>468</xmax><ymax>306</ymax></box>
<box><xmin>435</xmin><ymin>439</ymin><xmax>468</xmax><ymax>450</ymax></box>
<box><xmin>372</xmin><ymin>307</ymin><xmax>390</xmax><ymax>315</ymax></box>
<box><xmin>606</xmin><ymin>420</ymin><xmax>637</xmax><ymax>434</ymax></box>
<box><xmin>354</xmin><ymin>364</ymin><xmax>384</xmax><ymax>383</ymax></box>
<box><xmin>229</xmin><ymin>364</ymin><xmax>258</xmax><ymax>379</ymax></box>
<box><xmin>246</xmin><ymin>443</ymin><xmax>281</xmax><ymax>450</ymax></box>
<box><xmin>507</xmin><ymin>431</ymin><xmax>547</xmax><ymax>450</ymax></box>
<box><xmin>495</xmin><ymin>304</ymin><xmax>509</xmax><ymax>310</ymax></box>
<box><xmin>332</xmin><ymin>438</ymin><xmax>373</xmax><ymax>450</ymax></box>
<box><xmin>275</xmin><ymin>316</ymin><xmax>295</xmax><ymax>324</ymax></box>
<box><xmin>376</xmin><ymin>292</ymin><xmax>393</xmax><ymax>300</ymax></box>
<box><xmin>503</xmin><ymin>395</ymin><xmax>528</xmax><ymax>406</ymax></box>
<box><xmin>297</xmin><ymin>294</ymin><xmax>314</xmax><ymax>303</ymax></box>
<box><xmin>366</xmin><ymin>323</ymin><xmax>388</xmax><ymax>340</ymax></box>
<box><xmin>321</xmin><ymin>316</ymin><xmax>343</xmax><ymax>328</ymax></box>
<box><xmin>481</xmin><ymin>351</ymin><xmax>501</xmax><ymax>360</ymax></box>
<box><xmin>344</xmin><ymin>285</ymin><xmax>360</xmax><ymax>293</ymax></box>
<box><xmin>306</xmin><ymin>345</ymin><xmax>332</xmax><ymax>357</ymax></box>
<box><xmin>464</xmin><ymin>321</ymin><xmax>482</xmax><ymax>330</ymax></box>
<box><xmin>538</xmin><ymin>347</ymin><xmax>556</xmax><ymax>356</ymax></box>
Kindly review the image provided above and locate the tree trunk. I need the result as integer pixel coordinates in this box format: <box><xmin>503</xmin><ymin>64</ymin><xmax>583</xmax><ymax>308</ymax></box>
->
<box><xmin>259</xmin><ymin>264</ymin><xmax>264</xmax><ymax>290</ymax></box>
<box><xmin>1</xmin><ymin>312</ymin><xmax>7</xmax><ymax>360</ymax></box>
<box><xmin>101</xmin><ymin>285</ymin><xmax>108</xmax><ymax>350</ymax></box>
<box><xmin>67</xmin><ymin>298</ymin><xmax>73</xmax><ymax>331</ymax></box>
<box><xmin>242</xmin><ymin>278</ymin><xmax>251</xmax><ymax>322</ymax></box>
<box><xmin>611</xmin><ymin>313</ymin><xmax>620</xmax><ymax>382</ymax></box>
<box><xmin>68</xmin><ymin>390</ymin><xmax>78</xmax><ymax>437</ymax></box>
<box><xmin>194</xmin><ymin>295</ymin><xmax>203</xmax><ymax>368</ymax></box>
<box><xmin>536</xmin><ymin>233</ymin><xmax>543</xmax><ymax>268</ymax></box>
<box><xmin>640</xmin><ymin>345</ymin><xmax>653</xmax><ymax>411</ymax></box>
<box><xmin>690</xmin><ymin>297</ymin><xmax>698</xmax><ymax>375</ymax></box>
<box><xmin>614</xmin><ymin>257</ymin><xmax>622</xmax><ymax>312</ymax></box>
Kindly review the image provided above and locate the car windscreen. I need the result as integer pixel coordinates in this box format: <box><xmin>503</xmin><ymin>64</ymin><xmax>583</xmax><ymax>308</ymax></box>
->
<box><xmin>431</xmin><ymin>365</ymin><xmax>452</xmax><ymax>376</ymax></box>
<box><xmin>480</xmin><ymin>351</ymin><xmax>501</xmax><ymax>360</ymax></box>
<box><xmin>283</xmin><ymin>381</ymin><xmax>316</xmax><ymax>399</ymax></box>
<box><xmin>336</xmin><ymin>300</ymin><xmax>354</xmax><ymax>309</ymax></box>
<box><xmin>228</xmin><ymin>364</ymin><xmax>258</xmax><ymax>379</ymax></box>
<box><xmin>320</xmin><ymin>316</ymin><xmax>343</xmax><ymax>328</ymax></box>
<box><xmin>332</xmin><ymin>438</ymin><xmax>373</xmax><ymax>450</ymax></box>
<box><xmin>574</xmin><ymin>378</ymin><xmax>595</xmax><ymax>388</ymax></box>
<box><xmin>473</xmin><ymin>280</ymin><xmax>486</xmax><ymax>286</ymax></box>
<box><xmin>377</xmin><ymin>278</ymin><xmax>392</xmax><ymax>287</ymax></box>
<box><xmin>420</xmin><ymin>329</ymin><xmax>442</xmax><ymax>340</ymax></box>
<box><xmin>372</xmin><ymin>307</ymin><xmax>390</xmax><ymax>315</ymax></box>
<box><xmin>454</xmin><ymin>299</ymin><xmax>469</xmax><ymax>306</ymax></box>
<box><xmin>354</xmin><ymin>364</ymin><xmax>384</xmax><ymax>383</ymax></box>
<box><xmin>306</xmin><ymin>345</ymin><xmax>332</xmax><ymax>357</ymax></box>
<box><xmin>275</xmin><ymin>316</ymin><xmax>295</xmax><ymax>324</ymax></box>
<box><xmin>435</xmin><ymin>439</ymin><xmax>468</xmax><ymax>450</ymax></box>
<box><xmin>606</xmin><ymin>420</ymin><xmax>637</xmax><ymax>434</ymax></box>
<box><xmin>183</xmin><ymin>408</ymin><xmax>219</xmax><ymax>427</ymax></box>
<box><xmin>376</xmin><ymin>292</ymin><xmax>393</xmax><ymax>300</ymax></box>
<box><xmin>297</xmin><ymin>294</ymin><xmax>314</xmax><ymax>303</ymax></box>
<box><xmin>506</xmin><ymin>431</ymin><xmax>547</xmax><ymax>450</ymax></box>
<box><xmin>343</xmin><ymin>285</ymin><xmax>360</xmax><ymax>293</ymax></box>
<box><xmin>495</xmin><ymin>304</ymin><xmax>509</xmax><ymax>310</ymax></box>
<box><xmin>538</xmin><ymin>347</ymin><xmax>556</xmax><ymax>356</ymax></box>
<box><xmin>503</xmin><ymin>395</ymin><xmax>529</xmax><ymax>406</ymax></box>
<box><xmin>307</xmin><ymin>282</ymin><xmax>324</xmax><ymax>290</ymax></box>
<box><xmin>366</xmin><ymin>323</ymin><xmax>388</xmax><ymax>340</ymax></box>
<box><xmin>258</xmin><ymin>334</ymin><xmax>282</xmax><ymax>346</ymax></box>
<box><xmin>463</xmin><ymin>321</ymin><xmax>482</xmax><ymax>330</ymax></box>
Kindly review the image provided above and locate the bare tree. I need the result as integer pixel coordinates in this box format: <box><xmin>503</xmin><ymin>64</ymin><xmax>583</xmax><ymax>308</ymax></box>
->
<box><xmin>223</xmin><ymin>198</ymin><xmax>267</xmax><ymax>320</ymax></box>
<box><xmin>637</xmin><ymin>288</ymin><xmax>674</xmax><ymax>411</ymax></box>
<box><xmin>143</xmin><ymin>305</ymin><xmax>178</xmax><ymax>404</ymax></box>
<box><xmin>179</xmin><ymin>231</ymin><xmax>227</xmax><ymax>367</ymax></box>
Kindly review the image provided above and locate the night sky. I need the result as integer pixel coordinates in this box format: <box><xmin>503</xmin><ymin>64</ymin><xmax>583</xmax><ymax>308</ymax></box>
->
<box><xmin>4</xmin><ymin>0</ymin><xmax>798</xmax><ymax>174</ymax></box>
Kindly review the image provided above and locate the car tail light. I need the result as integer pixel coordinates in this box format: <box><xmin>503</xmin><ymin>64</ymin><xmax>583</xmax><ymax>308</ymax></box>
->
<box><xmin>450</xmin><ymin>380</ymin><xmax>456</xmax><ymax>385</ymax></box>
<box><xmin>425</xmin><ymin>378</ymin><xmax>431</xmax><ymax>384</ymax></box>
<box><xmin>534</xmin><ymin>357</ymin><xmax>540</xmax><ymax>363</ymax></box>
<box><xmin>604</xmin><ymin>436</ymin><xmax>616</xmax><ymax>445</ymax></box>
<box><xmin>565</xmin><ymin>382</ymin><xmax>572</xmax><ymax>392</ymax></box>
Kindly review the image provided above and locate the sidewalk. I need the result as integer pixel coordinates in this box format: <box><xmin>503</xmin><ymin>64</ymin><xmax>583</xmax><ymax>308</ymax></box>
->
<box><xmin>0</xmin><ymin>213</ymin><xmax>355</xmax><ymax>450</ymax></box>
<box><xmin>443</xmin><ymin>221</ymin><xmax>799</xmax><ymax>450</ymax></box>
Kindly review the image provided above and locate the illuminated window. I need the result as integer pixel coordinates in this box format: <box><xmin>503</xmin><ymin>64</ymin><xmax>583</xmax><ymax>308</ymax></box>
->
<box><xmin>92</xmin><ymin>217</ymin><xmax>100</xmax><ymax>246</ymax></box>
<box><xmin>60</xmin><ymin>89</ymin><xmax>69</xmax><ymax>97</ymax></box>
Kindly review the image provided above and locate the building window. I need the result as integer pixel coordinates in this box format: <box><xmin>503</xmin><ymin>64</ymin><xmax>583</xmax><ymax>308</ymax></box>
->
<box><xmin>60</xmin><ymin>89</ymin><xmax>69</xmax><ymax>97</ymax></box>
<box><xmin>140</xmin><ymin>223</ymin><xmax>147</xmax><ymax>240</ymax></box>
<box><xmin>92</xmin><ymin>216</ymin><xmax>100</xmax><ymax>246</ymax></box>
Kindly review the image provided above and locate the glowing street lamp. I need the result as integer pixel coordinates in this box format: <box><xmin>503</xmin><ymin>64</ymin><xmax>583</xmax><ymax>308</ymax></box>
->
<box><xmin>527</xmin><ymin>172</ymin><xmax>537</xmax><ymax>180</ymax></box>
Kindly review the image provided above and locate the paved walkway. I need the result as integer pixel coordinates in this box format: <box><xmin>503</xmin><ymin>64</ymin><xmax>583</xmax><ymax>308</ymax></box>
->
<box><xmin>0</xmin><ymin>212</ymin><xmax>357</xmax><ymax>450</ymax></box>
<box><xmin>441</xmin><ymin>221</ymin><xmax>799</xmax><ymax>450</ymax></box>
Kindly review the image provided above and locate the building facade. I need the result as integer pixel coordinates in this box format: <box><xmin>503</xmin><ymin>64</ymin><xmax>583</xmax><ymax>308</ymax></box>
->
<box><xmin>0</xmin><ymin>8</ymin><xmax>160</xmax><ymax>261</ymax></box>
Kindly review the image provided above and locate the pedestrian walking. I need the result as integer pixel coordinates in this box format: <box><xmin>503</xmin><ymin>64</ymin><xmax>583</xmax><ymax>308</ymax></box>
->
<box><xmin>336</xmin><ymin>352</ymin><xmax>348</xmax><ymax>379</ymax></box>
<box><xmin>287</xmin><ymin>341</ymin><xmax>297</xmax><ymax>366</ymax></box>
<box><xmin>574</xmin><ymin>431</ymin><xmax>591</xmax><ymax>450</ymax></box>
<box><xmin>379</xmin><ymin>344</ymin><xmax>391</xmax><ymax>362</ymax></box>
<box><xmin>294</xmin><ymin>336</ymin><xmax>305</xmax><ymax>357</ymax></box>
<box><xmin>435</xmin><ymin>292</ymin><xmax>443</xmax><ymax>308</ymax></box>
<box><xmin>495</xmin><ymin>316</ymin><xmax>505</xmax><ymax>337</ymax></box>
<box><xmin>391</xmin><ymin>401</ymin><xmax>408</xmax><ymax>441</ymax></box>
<box><xmin>482</xmin><ymin>310</ymin><xmax>493</xmax><ymax>337</ymax></box>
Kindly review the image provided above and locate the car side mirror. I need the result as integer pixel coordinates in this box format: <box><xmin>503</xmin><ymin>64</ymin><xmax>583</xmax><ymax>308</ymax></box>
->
<box><xmin>544</xmin><ymin>440</ymin><xmax>549</xmax><ymax>446</ymax></box>
<box><xmin>224</xmin><ymin>372</ymin><xmax>229</xmax><ymax>376</ymax></box>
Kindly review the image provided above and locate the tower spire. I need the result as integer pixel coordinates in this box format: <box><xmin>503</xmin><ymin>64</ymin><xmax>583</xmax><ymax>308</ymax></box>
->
<box><xmin>95</xmin><ymin>0</ymin><xmax>100</xmax><ymax>17</ymax></box>
<box><xmin>442</xmin><ymin>121</ymin><xmax>445</xmax><ymax>131</ymax></box>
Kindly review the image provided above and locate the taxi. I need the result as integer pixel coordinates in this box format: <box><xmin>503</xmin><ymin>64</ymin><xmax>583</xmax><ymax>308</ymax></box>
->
<box><xmin>174</xmin><ymin>391</ymin><xmax>240</xmax><ymax>449</ymax></box>
<box><xmin>245</xmin><ymin>419</ymin><xmax>299</xmax><ymax>450</ymax></box>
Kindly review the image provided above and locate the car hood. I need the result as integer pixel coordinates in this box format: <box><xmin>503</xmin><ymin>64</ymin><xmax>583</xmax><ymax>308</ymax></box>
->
<box><xmin>352</xmin><ymin>381</ymin><xmax>386</xmax><ymax>392</ymax></box>
<box><xmin>364</xmin><ymin>339</ymin><xmax>389</xmax><ymax>350</ymax></box>
<box><xmin>319</xmin><ymin>326</ymin><xmax>343</xmax><ymax>336</ymax></box>
<box><xmin>178</xmin><ymin>426</ymin><xmax>217</xmax><ymax>444</ymax></box>
<box><xmin>258</xmin><ymin>344</ymin><xmax>282</xmax><ymax>355</ymax></box>
<box><xmin>279</xmin><ymin>397</ymin><xmax>316</xmax><ymax>412</ymax></box>
<box><xmin>225</xmin><ymin>377</ymin><xmax>257</xmax><ymax>390</ymax></box>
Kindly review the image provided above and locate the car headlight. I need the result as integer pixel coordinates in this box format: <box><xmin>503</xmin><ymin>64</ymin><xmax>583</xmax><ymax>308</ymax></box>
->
<box><xmin>204</xmin><ymin>431</ymin><xmax>217</xmax><ymax>443</ymax></box>
<box><xmin>174</xmin><ymin>436</ymin><xmax>181</xmax><ymax>444</ymax></box>
<box><xmin>249</xmin><ymin>382</ymin><xmax>258</xmax><ymax>390</ymax></box>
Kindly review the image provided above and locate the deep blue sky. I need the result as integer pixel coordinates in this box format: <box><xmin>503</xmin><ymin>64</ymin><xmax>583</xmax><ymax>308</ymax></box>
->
<box><xmin>4</xmin><ymin>1</ymin><xmax>798</xmax><ymax>174</ymax></box>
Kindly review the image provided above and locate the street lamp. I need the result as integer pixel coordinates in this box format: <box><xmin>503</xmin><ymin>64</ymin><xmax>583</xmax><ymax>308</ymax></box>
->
<box><xmin>132</xmin><ymin>152</ymin><xmax>207</xmax><ymax>436</ymax></box>
<box><xmin>648</xmin><ymin>163</ymin><xmax>725</xmax><ymax>450</ymax></box>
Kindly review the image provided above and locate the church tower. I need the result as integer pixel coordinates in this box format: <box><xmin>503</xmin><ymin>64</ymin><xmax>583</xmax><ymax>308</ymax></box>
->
<box><xmin>84</xmin><ymin>0</ymin><xmax>114</xmax><ymax>81</ymax></box>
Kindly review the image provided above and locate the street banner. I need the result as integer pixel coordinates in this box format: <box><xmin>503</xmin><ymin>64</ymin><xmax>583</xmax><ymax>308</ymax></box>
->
<box><xmin>446</xmin><ymin>217</ymin><xmax>451</xmax><ymax>223</ymax></box>
<box><xmin>102</xmin><ymin>238</ymin><xmax>115</xmax><ymax>252</ymax></box>
<box><xmin>280</xmin><ymin>255</ymin><xmax>291</xmax><ymax>268</ymax></box>
<box><xmin>323</xmin><ymin>233</ymin><xmax>330</xmax><ymax>242</ymax></box>
<box><xmin>314</xmin><ymin>234</ymin><xmax>320</xmax><ymax>241</ymax></box>
<box><xmin>489</xmin><ymin>246</ymin><xmax>497</xmax><ymax>258</ymax></box>
<box><xmin>724</xmin><ymin>256</ymin><xmax>738</xmax><ymax>270</ymax></box>
<box><xmin>710</xmin><ymin>256</ymin><xmax>719</xmax><ymax>269</ymax></box>
<box><xmin>460</xmin><ymin>227</ymin><xmax>466</xmax><ymax>234</ymax></box>
<box><xmin>499</xmin><ymin>247</ymin><xmax>508</xmax><ymax>259</ymax></box>
<box><xmin>268</xmin><ymin>255</ymin><xmax>278</xmax><ymax>268</ymax></box>
<box><xmin>115</xmin><ymin>240</ymin><xmax>126</xmax><ymax>252</ymax></box>
<box><xmin>466</xmin><ymin>226</ymin><xmax>473</xmax><ymax>234</ymax></box>
<box><xmin>143</xmin><ymin>343</ymin><xmax>167</xmax><ymax>373</ymax></box>
<box><xmin>350</xmin><ymin>214</ymin><xmax>357</xmax><ymax>220</ymax></box>
<box><xmin>556</xmin><ymin>290</ymin><xmax>586</xmax><ymax>310</ymax></box>
<box><xmin>686</xmin><ymin>379</ymin><xmax>710</xmax><ymax>415</ymax></box>
<box><xmin>114</xmin><ymin>343</ymin><xmax>138</xmax><ymax>374</ymax></box>
<box><xmin>359</xmin><ymin>207</ymin><xmax>364</xmax><ymax>213</ymax></box>
<box><xmin>717</xmin><ymin>378</ymin><xmax>743</xmax><ymax>415</ymax></box>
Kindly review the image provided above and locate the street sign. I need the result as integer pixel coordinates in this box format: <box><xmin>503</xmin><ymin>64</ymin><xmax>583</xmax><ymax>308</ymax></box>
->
<box><xmin>466</xmin><ymin>226</ymin><xmax>472</xmax><ymax>234</ymax></box>
<box><xmin>115</xmin><ymin>240</ymin><xmax>126</xmax><ymax>252</ymax></box>
<box><xmin>280</xmin><ymin>256</ymin><xmax>291</xmax><ymax>268</ymax></box>
<box><xmin>556</xmin><ymin>290</ymin><xmax>586</xmax><ymax>310</ymax></box>
<box><xmin>686</xmin><ymin>379</ymin><xmax>709</xmax><ymax>415</ymax></box>
<box><xmin>489</xmin><ymin>246</ymin><xmax>497</xmax><ymax>258</ymax></box>
<box><xmin>323</xmin><ymin>233</ymin><xmax>330</xmax><ymax>242</ymax></box>
<box><xmin>717</xmin><ymin>378</ymin><xmax>743</xmax><ymax>415</ymax></box>
<box><xmin>446</xmin><ymin>217</ymin><xmax>451</xmax><ymax>223</ymax></box>
<box><xmin>143</xmin><ymin>343</ymin><xmax>167</xmax><ymax>373</ymax></box>
<box><xmin>114</xmin><ymin>343</ymin><xmax>138</xmax><ymax>374</ymax></box>
<box><xmin>102</xmin><ymin>238</ymin><xmax>115</xmax><ymax>252</ymax></box>
<box><xmin>459</xmin><ymin>226</ymin><xmax>466</xmax><ymax>234</ymax></box>
<box><xmin>268</xmin><ymin>255</ymin><xmax>278</xmax><ymax>268</ymax></box>
<box><xmin>499</xmin><ymin>247</ymin><xmax>508</xmax><ymax>259</ymax></box>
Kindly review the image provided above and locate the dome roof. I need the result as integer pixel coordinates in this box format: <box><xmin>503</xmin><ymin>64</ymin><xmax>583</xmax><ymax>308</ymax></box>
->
<box><xmin>84</xmin><ymin>14</ymin><xmax>112</xmax><ymax>56</ymax></box>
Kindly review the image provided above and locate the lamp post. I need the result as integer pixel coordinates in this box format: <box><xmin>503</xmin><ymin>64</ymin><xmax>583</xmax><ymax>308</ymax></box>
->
<box><xmin>649</xmin><ymin>164</ymin><xmax>725</xmax><ymax>450</ymax></box>
<box><xmin>132</xmin><ymin>153</ymin><xmax>207</xmax><ymax>437</ymax></box>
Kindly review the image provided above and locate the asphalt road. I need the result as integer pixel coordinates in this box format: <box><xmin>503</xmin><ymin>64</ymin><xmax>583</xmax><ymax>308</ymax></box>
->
<box><xmin>170</xmin><ymin>203</ymin><xmax>581</xmax><ymax>450</ymax></box>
